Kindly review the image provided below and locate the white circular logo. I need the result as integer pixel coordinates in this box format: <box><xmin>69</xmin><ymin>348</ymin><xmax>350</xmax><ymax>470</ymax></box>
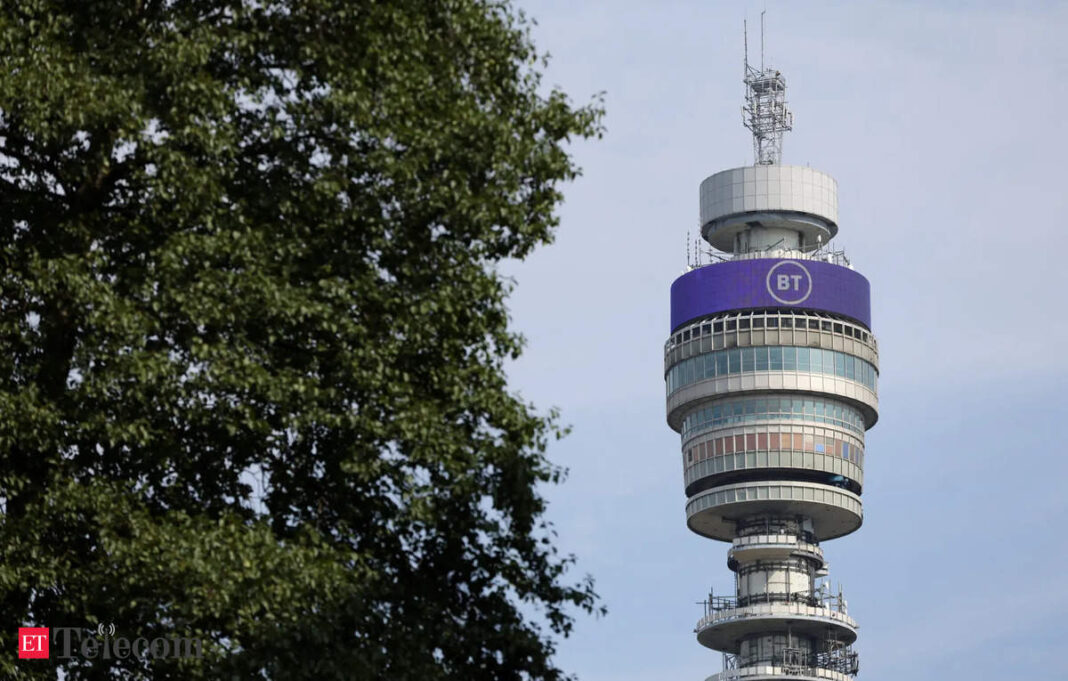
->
<box><xmin>765</xmin><ymin>261</ymin><xmax>813</xmax><ymax>305</ymax></box>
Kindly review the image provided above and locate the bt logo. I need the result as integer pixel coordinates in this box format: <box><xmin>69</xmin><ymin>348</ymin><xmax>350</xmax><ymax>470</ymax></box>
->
<box><xmin>18</xmin><ymin>627</ymin><xmax>49</xmax><ymax>659</ymax></box>
<box><xmin>765</xmin><ymin>261</ymin><xmax>813</xmax><ymax>305</ymax></box>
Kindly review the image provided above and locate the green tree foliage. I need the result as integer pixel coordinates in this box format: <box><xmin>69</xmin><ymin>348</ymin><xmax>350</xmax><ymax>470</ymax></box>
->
<box><xmin>0</xmin><ymin>1</ymin><xmax>603</xmax><ymax>678</ymax></box>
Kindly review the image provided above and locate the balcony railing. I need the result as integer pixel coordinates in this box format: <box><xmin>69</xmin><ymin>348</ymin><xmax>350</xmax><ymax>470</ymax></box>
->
<box><xmin>719</xmin><ymin>648</ymin><xmax>859</xmax><ymax>678</ymax></box>
<box><xmin>696</xmin><ymin>599</ymin><xmax>858</xmax><ymax>633</ymax></box>
<box><xmin>702</xmin><ymin>590</ymin><xmax>843</xmax><ymax>616</ymax></box>
<box><xmin>692</xmin><ymin>248</ymin><xmax>852</xmax><ymax>269</ymax></box>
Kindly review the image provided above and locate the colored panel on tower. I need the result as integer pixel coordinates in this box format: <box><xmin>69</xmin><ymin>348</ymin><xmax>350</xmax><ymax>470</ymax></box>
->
<box><xmin>670</xmin><ymin>258</ymin><xmax>871</xmax><ymax>331</ymax></box>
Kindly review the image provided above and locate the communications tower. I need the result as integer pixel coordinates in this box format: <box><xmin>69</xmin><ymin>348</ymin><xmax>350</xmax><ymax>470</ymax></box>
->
<box><xmin>665</xmin><ymin>17</ymin><xmax>877</xmax><ymax>680</ymax></box>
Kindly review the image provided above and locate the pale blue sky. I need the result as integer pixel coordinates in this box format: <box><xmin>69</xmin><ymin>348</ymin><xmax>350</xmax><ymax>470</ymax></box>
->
<box><xmin>504</xmin><ymin>2</ymin><xmax>1068</xmax><ymax>680</ymax></box>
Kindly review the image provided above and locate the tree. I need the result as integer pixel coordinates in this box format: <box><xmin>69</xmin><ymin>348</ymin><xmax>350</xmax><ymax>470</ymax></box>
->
<box><xmin>0</xmin><ymin>1</ymin><xmax>603</xmax><ymax>678</ymax></box>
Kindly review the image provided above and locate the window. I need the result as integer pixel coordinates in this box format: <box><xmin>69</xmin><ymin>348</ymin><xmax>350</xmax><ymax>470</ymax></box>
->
<box><xmin>755</xmin><ymin>346</ymin><xmax>769</xmax><ymax>371</ymax></box>
<box><xmin>728</xmin><ymin>348</ymin><xmax>741</xmax><ymax>372</ymax></box>
<box><xmin>667</xmin><ymin>347</ymin><xmax>878</xmax><ymax>396</ymax></box>
<box><xmin>783</xmin><ymin>346</ymin><xmax>796</xmax><ymax>371</ymax></box>
<box><xmin>716</xmin><ymin>353</ymin><xmax>728</xmax><ymax>376</ymax></box>
<box><xmin>769</xmin><ymin>346</ymin><xmax>783</xmax><ymax>370</ymax></box>
<box><xmin>681</xmin><ymin>396</ymin><xmax>867</xmax><ymax>439</ymax></box>
<box><xmin>683</xmin><ymin>315</ymin><xmax>875</xmax><ymax>345</ymax></box>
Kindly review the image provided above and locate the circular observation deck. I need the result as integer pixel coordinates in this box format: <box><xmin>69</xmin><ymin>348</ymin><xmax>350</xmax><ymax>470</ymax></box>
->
<box><xmin>695</xmin><ymin>602</ymin><xmax>857</xmax><ymax>653</ymax></box>
<box><xmin>683</xmin><ymin>439</ymin><xmax>867</xmax><ymax>499</ymax></box>
<box><xmin>664</xmin><ymin>321</ymin><xmax>880</xmax><ymax>432</ymax></box>
<box><xmin>686</xmin><ymin>481</ymin><xmax>862</xmax><ymax>542</ymax></box>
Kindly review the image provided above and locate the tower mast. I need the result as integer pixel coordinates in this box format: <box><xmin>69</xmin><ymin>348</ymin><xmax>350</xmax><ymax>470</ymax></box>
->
<box><xmin>743</xmin><ymin>12</ymin><xmax>793</xmax><ymax>165</ymax></box>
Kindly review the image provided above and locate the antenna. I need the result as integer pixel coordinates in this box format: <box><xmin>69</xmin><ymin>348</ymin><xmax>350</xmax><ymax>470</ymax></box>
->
<box><xmin>742</xmin><ymin>13</ymin><xmax>793</xmax><ymax>165</ymax></box>
<box><xmin>744</xmin><ymin>18</ymin><xmax>748</xmax><ymax>73</ymax></box>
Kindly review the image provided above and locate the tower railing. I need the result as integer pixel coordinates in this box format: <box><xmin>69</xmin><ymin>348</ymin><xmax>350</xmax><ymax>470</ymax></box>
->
<box><xmin>693</xmin><ymin>248</ymin><xmax>852</xmax><ymax>269</ymax></box>
<box><xmin>695</xmin><ymin>600</ymin><xmax>858</xmax><ymax>633</ymax></box>
<box><xmin>718</xmin><ymin>648</ymin><xmax>859</xmax><ymax>677</ymax></box>
<box><xmin>701</xmin><ymin>589</ymin><xmax>846</xmax><ymax>615</ymax></box>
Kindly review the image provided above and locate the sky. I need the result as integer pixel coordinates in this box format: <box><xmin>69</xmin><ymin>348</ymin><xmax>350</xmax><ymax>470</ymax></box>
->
<box><xmin>502</xmin><ymin>2</ymin><xmax>1068</xmax><ymax>680</ymax></box>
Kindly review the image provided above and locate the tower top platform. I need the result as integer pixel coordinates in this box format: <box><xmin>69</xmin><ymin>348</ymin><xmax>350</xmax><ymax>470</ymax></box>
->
<box><xmin>699</xmin><ymin>165</ymin><xmax>838</xmax><ymax>252</ymax></box>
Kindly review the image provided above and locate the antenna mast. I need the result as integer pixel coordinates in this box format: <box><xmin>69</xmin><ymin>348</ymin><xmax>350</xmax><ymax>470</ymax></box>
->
<box><xmin>743</xmin><ymin>12</ymin><xmax>793</xmax><ymax>165</ymax></box>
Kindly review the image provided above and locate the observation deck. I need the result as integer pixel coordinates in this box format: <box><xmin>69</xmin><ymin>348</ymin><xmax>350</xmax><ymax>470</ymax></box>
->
<box><xmin>695</xmin><ymin>598</ymin><xmax>857</xmax><ymax>652</ymax></box>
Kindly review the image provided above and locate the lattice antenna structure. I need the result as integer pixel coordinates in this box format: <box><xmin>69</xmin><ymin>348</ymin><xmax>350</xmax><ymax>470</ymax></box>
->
<box><xmin>743</xmin><ymin>12</ymin><xmax>793</xmax><ymax>165</ymax></box>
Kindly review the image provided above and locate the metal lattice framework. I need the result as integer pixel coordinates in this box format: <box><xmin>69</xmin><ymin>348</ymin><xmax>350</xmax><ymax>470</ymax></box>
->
<box><xmin>743</xmin><ymin>14</ymin><xmax>793</xmax><ymax>165</ymax></box>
